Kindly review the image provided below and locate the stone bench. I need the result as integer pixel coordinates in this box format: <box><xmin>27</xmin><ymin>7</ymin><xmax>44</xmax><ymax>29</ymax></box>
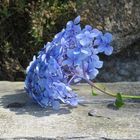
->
<box><xmin>0</xmin><ymin>81</ymin><xmax>140</xmax><ymax>139</ymax></box>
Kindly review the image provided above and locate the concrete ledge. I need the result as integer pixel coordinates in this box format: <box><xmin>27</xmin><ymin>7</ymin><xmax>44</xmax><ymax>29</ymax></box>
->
<box><xmin>0</xmin><ymin>82</ymin><xmax>140</xmax><ymax>139</ymax></box>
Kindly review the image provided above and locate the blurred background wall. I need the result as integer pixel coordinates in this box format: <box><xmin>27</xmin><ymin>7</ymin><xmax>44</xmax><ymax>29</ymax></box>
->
<box><xmin>0</xmin><ymin>0</ymin><xmax>140</xmax><ymax>82</ymax></box>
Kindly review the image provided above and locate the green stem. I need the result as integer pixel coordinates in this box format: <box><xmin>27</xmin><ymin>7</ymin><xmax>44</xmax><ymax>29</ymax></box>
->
<box><xmin>84</xmin><ymin>78</ymin><xmax>140</xmax><ymax>99</ymax></box>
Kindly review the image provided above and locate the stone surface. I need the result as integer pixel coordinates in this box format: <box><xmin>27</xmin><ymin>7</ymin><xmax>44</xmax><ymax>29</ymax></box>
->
<box><xmin>77</xmin><ymin>0</ymin><xmax>140</xmax><ymax>82</ymax></box>
<box><xmin>0</xmin><ymin>81</ymin><xmax>140</xmax><ymax>139</ymax></box>
<box><xmin>95</xmin><ymin>45</ymin><xmax>140</xmax><ymax>82</ymax></box>
<box><xmin>77</xmin><ymin>0</ymin><xmax>140</xmax><ymax>53</ymax></box>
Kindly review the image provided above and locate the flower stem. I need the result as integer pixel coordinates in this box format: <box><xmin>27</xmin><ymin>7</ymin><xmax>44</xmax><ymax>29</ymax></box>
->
<box><xmin>68</xmin><ymin>75</ymin><xmax>76</xmax><ymax>85</ymax></box>
<box><xmin>84</xmin><ymin>78</ymin><xmax>140</xmax><ymax>99</ymax></box>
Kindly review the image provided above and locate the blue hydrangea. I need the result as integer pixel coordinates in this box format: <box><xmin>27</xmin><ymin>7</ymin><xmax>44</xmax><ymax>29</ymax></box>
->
<box><xmin>25</xmin><ymin>16</ymin><xmax>113</xmax><ymax>109</ymax></box>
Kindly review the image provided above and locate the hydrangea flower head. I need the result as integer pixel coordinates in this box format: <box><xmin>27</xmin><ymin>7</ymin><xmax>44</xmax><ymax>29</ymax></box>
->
<box><xmin>25</xmin><ymin>16</ymin><xmax>113</xmax><ymax>109</ymax></box>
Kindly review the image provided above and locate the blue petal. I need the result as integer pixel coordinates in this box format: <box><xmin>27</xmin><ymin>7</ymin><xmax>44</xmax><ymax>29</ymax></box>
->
<box><xmin>67</xmin><ymin>49</ymin><xmax>74</xmax><ymax>59</ymax></box>
<box><xmin>98</xmin><ymin>45</ymin><xmax>105</xmax><ymax>52</ymax></box>
<box><xmin>70</xmin><ymin>98</ymin><xmax>78</xmax><ymax>106</ymax></box>
<box><xmin>101</xmin><ymin>35</ymin><xmax>108</xmax><ymax>43</ymax></box>
<box><xmin>94</xmin><ymin>60</ymin><xmax>103</xmax><ymax>68</ymax></box>
<box><xmin>74</xmin><ymin>16</ymin><xmax>80</xmax><ymax>24</ymax></box>
<box><xmin>84</xmin><ymin>31</ymin><xmax>91</xmax><ymax>37</ymax></box>
<box><xmin>94</xmin><ymin>39</ymin><xmax>101</xmax><ymax>46</ymax></box>
<box><xmin>89</xmin><ymin>69</ymin><xmax>99</xmax><ymax>79</ymax></box>
<box><xmin>62</xmin><ymin>59</ymin><xmax>73</xmax><ymax>66</ymax></box>
<box><xmin>85</xmin><ymin>25</ymin><xmax>92</xmax><ymax>31</ymax></box>
<box><xmin>74</xmin><ymin>77</ymin><xmax>82</xmax><ymax>83</ymax></box>
<box><xmin>75</xmin><ymin>66</ymin><xmax>83</xmax><ymax>76</ymax></box>
<box><xmin>92</xmin><ymin>29</ymin><xmax>102</xmax><ymax>36</ymax></box>
<box><xmin>40</xmin><ymin>98</ymin><xmax>49</xmax><ymax>107</ymax></box>
<box><xmin>74</xmin><ymin>59</ymin><xmax>82</xmax><ymax>66</ymax></box>
<box><xmin>66</xmin><ymin>21</ymin><xmax>73</xmax><ymax>30</ymax></box>
<box><xmin>76</xmin><ymin>33</ymin><xmax>84</xmax><ymax>39</ymax></box>
<box><xmin>104</xmin><ymin>33</ymin><xmax>112</xmax><ymax>43</ymax></box>
<box><xmin>61</xmin><ymin>38</ymin><xmax>66</xmax><ymax>46</ymax></box>
<box><xmin>74</xmin><ymin>24</ymin><xmax>81</xmax><ymax>34</ymax></box>
<box><xmin>79</xmin><ymin>38</ymin><xmax>91</xmax><ymax>46</ymax></box>
<box><xmin>67</xmin><ymin>98</ymin><xmax>78</xmax><ymax>106</ymax></box>
<box><xmin>81</xmin><ymin>49</ymin><xmax>89</xmax><ymax>55</ymax></box>
<box><xmin>90</xmin><ymin>48</ymin><xmax>97</xmax><ymax>54</ymax></box>
<box><xmin>41</xmin><ymin>54</ymin><xmax>46</xmax><ymax>61</ymax></box>
<box><xmin>38</xmin><ymin>78</ymin><xmax>48</xmax><ymax>88</ymax></box>
<box><xmin>89</xmin><ymin>32</ymin><xmax>98</xmax><ymax>38</ymax></box>
<box><xmin>52</xmin><ymin>101</ymin><xmax>60</xmax><ymax>110</ymax></box>
<box><xmin>33</xmin><ymin>55</ymin><xmax>36</xmax><ymax>61</ymax></box>
<box><xmin>104</xmin><ymin>46</ymin><xmax>113</xmax><ymax>55</ymax></box>
<box><xmin>92</xmin><ymin>54</ymin><xmax>99</xmax><ymax>61</ymax></box>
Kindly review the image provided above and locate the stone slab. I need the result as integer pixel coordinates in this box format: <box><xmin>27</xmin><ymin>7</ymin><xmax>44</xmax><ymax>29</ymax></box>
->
<box><xmin>0</xmin><ymin>81</ymin><xmax>140</xmax><ymax>139</ymax></box>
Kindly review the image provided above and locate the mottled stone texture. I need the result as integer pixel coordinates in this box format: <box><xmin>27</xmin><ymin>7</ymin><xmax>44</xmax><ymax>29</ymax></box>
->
<box><xmin>77</xmin><ymin>0</ymin><xmax>140</xmax><ymax>52</ymax></box>
<box><xmin>77</xmin><ymin>0</ymin><xmax>140</xmax><ymax>81</ymax></box>
<box><xmin>0</xmin><ymin>82</ymin><xmax>140</xmax><ymax>139</ymax></box>
<box><xmin>0</xmin><ymin>1</ymin><xmax>140</xmax><ymax>82</ymax></box>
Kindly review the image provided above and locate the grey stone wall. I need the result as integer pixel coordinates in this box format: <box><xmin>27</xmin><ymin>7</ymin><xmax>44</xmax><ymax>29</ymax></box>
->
<box><xmin>77</xmin><ymin>0</ymin><xmax>140</xmax><ymax>82</ymax></box>
<box><xmin>0</xmin><ymin>0</ymin><xmax>140</xmax><ymax>82</ymax></box>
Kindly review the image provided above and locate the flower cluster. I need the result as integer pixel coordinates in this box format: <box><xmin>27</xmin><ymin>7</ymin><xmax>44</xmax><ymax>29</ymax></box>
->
<box><xmin>25</xmin><ymin>16</ymin><xmax>113</xmax><ymax>109</ymax></box>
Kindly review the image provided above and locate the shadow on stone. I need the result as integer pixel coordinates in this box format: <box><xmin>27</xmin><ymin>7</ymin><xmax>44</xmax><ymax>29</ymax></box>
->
<box><xmin>107</xmin><ymin>103</ymin><xmax>119</xmax><ymax>110</ymax></box>
<box><xmin>0</xmin><ymin>136</ymin><xmax>91</xmax><ymax>140</ymax></box>
<box><xmin>0</xmin><ymin>137</ymin><xmax>56</xmax><ymax>140</ymax></box>
<box><xmin>0</xmin><ymin>89</ymin><xmax>72</xmax><ymax>117</ymax></box>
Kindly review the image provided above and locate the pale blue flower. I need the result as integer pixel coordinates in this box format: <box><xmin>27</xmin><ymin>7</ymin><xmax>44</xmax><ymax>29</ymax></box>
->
<box><xmin>25</xmin><ymin>16</ymin><xmax>113</xmax><ymax>109</ymax></box>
